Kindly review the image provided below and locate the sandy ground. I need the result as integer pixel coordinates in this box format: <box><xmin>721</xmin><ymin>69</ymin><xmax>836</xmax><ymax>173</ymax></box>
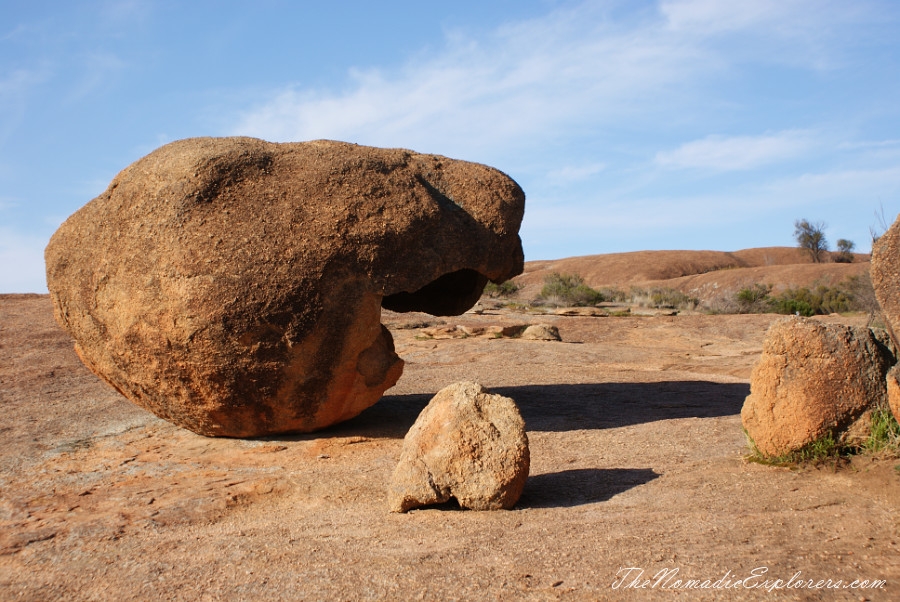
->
<box><xmin>1</xmin><ymin>294</ymin><xmax>899</xmax><ymax>601</ymax></box>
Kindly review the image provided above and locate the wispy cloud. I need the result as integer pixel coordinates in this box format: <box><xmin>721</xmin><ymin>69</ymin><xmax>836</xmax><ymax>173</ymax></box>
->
<box><xmin>99</xmin><ymin>0</ymin><xmax>153</xmax><ymax>30</ymax></box>
<box><xmin>660</xmin><ymin>0</ymin><xmax>834</xmax><ymax>35</ymax></box>
<box><xmin>764</xmin><ymin>165</ymin><xmax>900</xmax><ymax>204</ymax></box>
<box><xmin>654</xmin><ymin>130</ymin><xmax>817</xmax><ymax>171</ymax></box>
<box><xmin>0</xmin><ymin>66</ymin><xmax>50</xmax><ymax>143</ymax></box>
<box><xmin>1</xmin><ymin>23</ymin><xmax>29</xmax><ymax>41</ymax></box>
<box><xmin>0</xmin><ymin>68</ymin><xmax>50</xmax><ymax>100</ymax></box>
<box><xmin>546</xmin><ymin>163</ymin><xmax>607</xmax><ymax>183</ymax></box>
<box><xmin>229</xmin><ymin>3</ymin><xmax>705</xmax><ymax>155</ymax></box>
<box><xmin>659</xmin><ymin>0</ymin><xmax>876</xmax><ymax>70</ymax></box>
<box><xmin>230</xmin><ymin>1</ymin><xmax>870</xmax><ymax>157</ymax></box>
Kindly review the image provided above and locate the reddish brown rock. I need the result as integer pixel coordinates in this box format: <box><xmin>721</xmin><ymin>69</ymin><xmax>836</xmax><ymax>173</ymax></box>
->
<box><xmin>741</xmin><ymin>316</ymin><xmax>892</xmax><ymax>457</ymax></box>
<box><xmin>887</xmin><ymin>365</ymin><xmax>900</xmax><ymax>425</ymax></box>
<box><xmin>388</xmin><ymin>382</ymin><xmax>529</xmax><ymax>512</ymax></box>
<box><xmin>520</xmin><ymin>324</ymin><xmax>561</xmax><ymax>341</ymax></box>
<box><xmin>45</xmin><ymin>138</ymin><xmax>525</xmax><ymax>437</ymax></box>
<box><xmin>872</xmin><ymin>214</ymin><xmax>900</xmax><ymax>346</ymax></box>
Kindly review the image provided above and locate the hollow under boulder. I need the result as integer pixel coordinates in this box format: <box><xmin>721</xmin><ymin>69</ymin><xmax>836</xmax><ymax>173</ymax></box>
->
<box><xmin>45</xmin><ymin>137</ymin><xmax>525</xmax><ymax>437</ymax></box>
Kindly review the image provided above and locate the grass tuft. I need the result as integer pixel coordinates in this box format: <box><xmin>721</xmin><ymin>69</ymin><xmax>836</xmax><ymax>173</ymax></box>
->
<box><xmin>745</xmin><ymin>408</ymin><xmax>900</xmax><ymax>468</ymax></box>
<box><xmin>862</xmin><ymin>406</ymin><xmax>900</xmax><ymax>454</ymax></box>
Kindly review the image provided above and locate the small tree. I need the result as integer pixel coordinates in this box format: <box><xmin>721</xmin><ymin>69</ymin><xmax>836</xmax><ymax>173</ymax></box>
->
<box><xmin>834</xmin><ymin>239</ymin><xmax>855</xmax><ymax>263</ymax></box>
<box><xmin>794</xmin><ymin>219</ymin><xmax>828</xmax><ymax>263</ymax></box>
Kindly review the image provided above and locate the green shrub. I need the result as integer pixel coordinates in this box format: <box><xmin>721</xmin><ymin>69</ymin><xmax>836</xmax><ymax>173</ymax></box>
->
<box><xmin>483</xmin><ymin>279</ymin><xmax>521</xmax><ymax>298</ymax></box>
<box><xmin>539</xmin><ymin>272</ymin><xmax>604</xmax><ymax>306</ymax></box>
<box><xmin>736</xmin><ymin>283</ymin><xmax>773</xmax><ymax>313</ymax></box>
<box><xmin>737</xmin><ymin>283</ymin><xmax>771</xmax><ymax>305</ymax></box>
<box><xmin>770</xmin><ymin>285</ymin><xmax>854</xmax><ymax>316</ymax></box>
<box><xmin>733</xmin><ymin>278</ymin><xmax>865</xmax><ymax>316</ymax></box>
<box><xmin>770</xmin><ymin>292</ymin><xmax>816</xmax><ymax>317</ymax></box>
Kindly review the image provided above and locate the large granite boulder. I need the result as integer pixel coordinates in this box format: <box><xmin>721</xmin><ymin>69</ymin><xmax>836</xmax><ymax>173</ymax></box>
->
<box><xmin>741</xmin><ymin>317</ymin><xmax>893</xmax><ymax>457</ymax></box>
<box><xmin>45</xmin><ymin>138</ymin><xmax>525</xmax><ymax>437</ymax></box>
<box><xmin>872</xmin><ymin>213</ymin><xmax>900</xmax><ymax>346</ymax></box>
<box><xmin>388</xmin><ymin>382</ymin><xmax>529</xmax><ymax>512</ymax></box>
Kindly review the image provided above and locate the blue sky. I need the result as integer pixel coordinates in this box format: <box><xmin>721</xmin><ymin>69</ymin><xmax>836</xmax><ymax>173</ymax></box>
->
<box><xmin>2</xmin><ymin>0</ymin><xmax>900</xmax><ymax>293</ymax></box>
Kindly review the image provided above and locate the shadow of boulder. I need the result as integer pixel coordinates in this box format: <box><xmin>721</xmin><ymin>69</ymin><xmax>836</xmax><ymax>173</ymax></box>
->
<box><xmin>310</xmin><ymin>381</ymin><xmax>748</xmax><ymax>440</ymax></box>
<box><xmin>518</xmin><ymin>468</ymin><xmax>661</xmax><ymax>508</ymax></box>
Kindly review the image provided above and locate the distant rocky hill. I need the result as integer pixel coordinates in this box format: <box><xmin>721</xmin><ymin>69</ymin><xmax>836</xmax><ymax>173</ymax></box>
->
<box><xmin>514</xmin><ymin>247</ymin><xmax>871</xmax><ymax>305</ymax></box>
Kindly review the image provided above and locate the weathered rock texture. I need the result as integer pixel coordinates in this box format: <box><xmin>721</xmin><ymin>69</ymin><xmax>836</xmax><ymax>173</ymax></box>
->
<box><xmin>741</xmin><ymin>317</ymin><xmax>893</xmax><ymax>457</ymax></box>
<box><xmin>388</xmin><ymin>382</ymin><xmax>529</xmax><ymax>512</ymax></box>
<box><xmin>887</xmin><ymin>365</ymin><xmax>900</xmax><ymax>425</ymax></box>
<box><xmin>872</xmin><ymin>214</ymin><xmax>900</xmax><ymax>348</ymax></box>
<box><xmin>45</xmin><ymin>138</ymin><xmax>525</xmax><ymax>437</ymax></box>
<box><xmin>520</xmin><ymin>324</ymin><xmax>561</xmax><ymax>341</ymax></box>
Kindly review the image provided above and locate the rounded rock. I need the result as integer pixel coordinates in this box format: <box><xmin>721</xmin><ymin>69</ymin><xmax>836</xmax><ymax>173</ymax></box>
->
<box><xmin>741</xmin><ymin>316</ymin><xmax>892</xmax><ymax>457</ymax></box>
<box><xmin>388</xmin><ymin>381</ymin><xmax>530</xmax><ymax>512</ymax></box>
<box><xmin>45</xmin><ymin>138</ymin><xmax>525</xmax><ymax>437</ymax></box>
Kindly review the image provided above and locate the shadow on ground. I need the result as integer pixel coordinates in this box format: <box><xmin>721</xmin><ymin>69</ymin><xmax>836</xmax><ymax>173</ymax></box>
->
<box><xmin>311</xmin><ymin>381</ymin><xmax>749</xmax><ymax>441</ymax></box>
<box><xmin>519</xmin><ymin>468</ymin><xmax>661</xmax><ymax>509</ymax></box>
<box><xmin>404</xmin><ymin>468</ymin><xmax>661</xmax><ymax>511</ymax></box>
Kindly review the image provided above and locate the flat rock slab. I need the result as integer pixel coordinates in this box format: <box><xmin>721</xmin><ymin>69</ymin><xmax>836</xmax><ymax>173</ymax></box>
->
<box><xmin>45</xmin><ymin>138</ymin><xmax>525</xmax><ymax>437</ymax></box>
<box><xmin>4</xmin><ymin>296</ymin><xmax>900</xmax><ymax>600</ymax></box>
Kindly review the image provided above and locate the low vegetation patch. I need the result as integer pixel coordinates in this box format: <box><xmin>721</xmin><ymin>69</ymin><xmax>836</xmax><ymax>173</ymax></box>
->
<box><xmin>745</xmin><ymin>407</ymin><xmax>900</xmax><ymax>467</ymax></box>
<box><xmin>862</xmin><ymin>406</ymin><xmax>900</xmax><ymax>454</ymax></box>
<box><xmin>597</xmin><ymin>287</ymin><xmax>628</xmax><ymax>303</ymax></box>
<box><xmin>745</xmin><ymin>431</ymin><xmax>844</xmax><ymax>467</ymax></box>
<box><xmin>478</xmin><ymin>271</ymin><xmax>878</xmax><ymax>318</ymax></box>
<box><xmin>630</xmin><ymin>287</ymin><xmax>700</xmax><ymax>311</ymax></box>
<box><xmin>734</xmin><ymin>275</ymin><xmax>875</xmax><ymax>316</ymax></box>
<box><xmin>537</xmin><ymin>273</ymin><xmax>604</xmax><ymax>307</ymax></box>
<box><xmin>483</xmin><ymin>280</ymin><xmax>521</xmax><ymax>298</ymax></box>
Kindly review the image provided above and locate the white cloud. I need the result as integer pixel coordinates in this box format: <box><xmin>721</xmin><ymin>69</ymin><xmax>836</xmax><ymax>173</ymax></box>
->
<box><xmin>662</xmin><ymin>0</ymin><xmax>806</xmax><ymax>34</ymax></box>
<box><xmin>546</xmin><ymin>163</ymin><xmax>607</xmax><ymax>183</ymax></box>
<box><xmin>229</xmin><ymin>4</ymin><xmax>704</xmax><ymax>155</ymax></box>
<box><xmin>229</xmin><ymin>1</ymin><xmax>872</xmax><ymax>158</ymax></box>
<box><xmin>0</xmin><ymin>228</ymin><xmax>49</xmax><ymax>293</ymax></box>
<box><xmin>764</xmin><ymin>164</ymin><xmax>900</xmax><ymax>203</ymax></box>
<box><xmin>99</xmin><ymin>0</ymin><xmax>152</xmax><ymax>29</ymax></box>
<box><xmin>655</xmin><ymin>130</ymin><xmax>817</xmax><ymax>171</ymax></box>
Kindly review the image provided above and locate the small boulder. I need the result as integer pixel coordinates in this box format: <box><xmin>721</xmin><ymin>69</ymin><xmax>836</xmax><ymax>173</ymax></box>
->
<box><xmin>520</xmin><ymin>324</ymin><xmax>561</xmax><ymax>341</ymax></box>
<box><xmin>45</xmin><ymin>138</ymin><xmax>525</xmax><ymax>437</ymax></box>
<box><xmin>741</xmin><ymin>317</ymin><xmax>892</xmax><ymax>457</ymax></box>
<box><xmin>388</xmin><ymin>382</ymin><xmax>529</xmax><ymax>512</ymax></box>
